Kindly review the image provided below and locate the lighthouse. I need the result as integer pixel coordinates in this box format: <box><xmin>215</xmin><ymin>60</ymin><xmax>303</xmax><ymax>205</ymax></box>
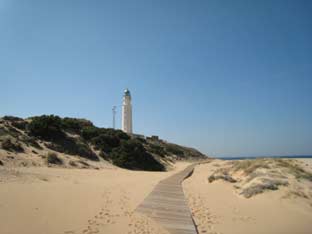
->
<box><xmin>122</xmin><ymin>89</ymin><xmax>133</xmax><ymax>134</ymax></box>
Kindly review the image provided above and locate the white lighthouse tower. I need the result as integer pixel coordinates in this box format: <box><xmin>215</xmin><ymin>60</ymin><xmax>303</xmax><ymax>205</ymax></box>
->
<box><xmin>122</xmin><ymin>89</ymin><xmax>133</xmax><ymax>134</ymax></box>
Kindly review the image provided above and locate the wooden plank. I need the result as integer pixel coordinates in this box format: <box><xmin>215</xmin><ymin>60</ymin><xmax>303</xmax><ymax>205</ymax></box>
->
<box><xmin>136</xmin><ymin>164</ymin><xmax>198</xmax><ymax>234</ymax></box>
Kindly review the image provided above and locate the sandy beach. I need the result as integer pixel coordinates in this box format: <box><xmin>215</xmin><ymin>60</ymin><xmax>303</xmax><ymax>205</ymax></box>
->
<box><xmin>1</xmin><ymin>158</ymin><xmax>312</xmax><ymax>234</ymax></box>
<box><xmin>0</xmin><ymin>162</ymin><xmax>190</xmax><ymax>234</ymax></box>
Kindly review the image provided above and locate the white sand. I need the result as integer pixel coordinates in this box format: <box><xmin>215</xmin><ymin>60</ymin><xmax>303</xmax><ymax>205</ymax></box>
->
<box><xmin>2</xmin><ymin>158</ymin><xmax>312</xmax><ymax>234</ymax></box>
<box><xmin>0</xmin><ymin>162</ymin><xmax>190</xmax><ymax>234</ymax></box>
<box><xmin>183</xmin><ymin>159</ymin><xmax>312</xmax><ymax>234</ymax></box>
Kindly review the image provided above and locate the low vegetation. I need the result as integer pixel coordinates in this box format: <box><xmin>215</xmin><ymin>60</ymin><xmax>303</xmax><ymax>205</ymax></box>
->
<box><xmin>1</xmin><ymin>138</ymin><xmax>24</xmax><ymax>152</ymax></box>
<box><xmin>47</xmin><ymin>152</ymin><xmax>63</xmax><ymax>165</ymax></box>
<box><xmin>28</xmin><ymin>115</ymin><xmax>65</xmax><ymax>140</ymax></box>
<box><xmin>240</xmin><ymin>178</ymin><xmax>289</xmax><ymax>198</ymax></box>
<box><xmin>62</xmin><ymin>117</ymin><xmax>93</xmax><ymax>134</ymax></box>
<box><xmin>0</xmin><ymin>115</ymin><xmax>206</xmax><ymax>171</ymax></box>
<box><xmin>209</xmin><ymin>158</ymin><xmax>312</xmax><ymax>198</ymax></box>
<box><xmin>147</xmin><ymin>143</ymin><xmax>166</xmax><ymax>157</ymax></box>
<box><xmin>44</xmin><ymin>138</ymin><xmax>97</xmax><ymax>161</ymax></box>
<box><xmin>208</xmin><ymin>168</ymin><xmax>237</xmax><ymax>183</ymax></box>
<box><xmin>165</xmin><ymin>144</ymin><xmax>184</xmax><ymax>156</ymax></box>
<box><xmin>110</xmin><ymin>139</ymin><xmax>165</xmax><ymax>171</ymax></box>
<box><xmin>231</xmin><ymin>159</ymin><xmax>270</xmax><ymax>174</ymax></box>
<box><xmin>276</xmin><ymin>159</ymin><xmax>312</xmax><ymax>182</ymax></box>
<box><xmin>20</xmin><ymin>135</ymin><xmax>42</xmax><ymax>149</ymax></box>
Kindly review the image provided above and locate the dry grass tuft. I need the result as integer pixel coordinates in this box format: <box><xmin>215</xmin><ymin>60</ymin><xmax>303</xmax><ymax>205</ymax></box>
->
<box><xmin>231</xmin><ymin>159</ymin><xmax>270</xmax><ymax>175</ymax></box>
<box><xmin>275</xmin><ymin>159</ymin><xmax>312</xmax><ymax>182</ymax></box>
<box><xmin>240</xmin><ymin>178</ymin><xmax>289</xmax><ymax>198</ymax></box>
<box><xmin>47</xmin><ymin>152</ymin><xmax>63</xmax><ymax>165</ymax></box>
<box><xmin>208</xmin><ymin>168</ymin><xmax>237</xmax><ymax>183</ymax></box>
<box><xmin>1</xmin><ymin>138</ymin><xmax>24</xmax><ymax>153</ymax></box>
<box><xmin>208</xmin><ymin>158</ymin><xmax>312</xmax><ymax>199</ymax></box>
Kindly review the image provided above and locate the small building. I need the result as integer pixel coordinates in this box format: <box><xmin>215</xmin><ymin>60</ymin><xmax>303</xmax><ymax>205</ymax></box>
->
<box><xmin>132</xmin><ymin>133</ymin><xmax>145</xmax><ymax>139</ymax></box>
<box><xmin>147</xmin><ymin>135</ymin><xmax>160</xmax><ymax>141</ymax></box>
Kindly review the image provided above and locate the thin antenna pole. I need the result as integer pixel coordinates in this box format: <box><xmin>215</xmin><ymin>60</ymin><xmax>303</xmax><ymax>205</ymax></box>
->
<box><xmin>112</xmin><ymin>106</ymin><xmax>117</xmax><ymax>129</ymax></box>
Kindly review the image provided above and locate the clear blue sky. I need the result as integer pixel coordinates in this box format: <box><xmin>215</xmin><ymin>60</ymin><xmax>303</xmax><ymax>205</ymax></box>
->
<box><xmin>1</xmin><ymin>0</ymin><xmax>312</xmax><ymax>157</ymax></box>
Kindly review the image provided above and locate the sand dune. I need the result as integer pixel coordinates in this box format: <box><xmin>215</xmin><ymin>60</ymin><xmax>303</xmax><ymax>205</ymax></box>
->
<box><xmin>183</xmin><ymin>159</ymin><xmax>312</xmax><ymax>234</ymax></box>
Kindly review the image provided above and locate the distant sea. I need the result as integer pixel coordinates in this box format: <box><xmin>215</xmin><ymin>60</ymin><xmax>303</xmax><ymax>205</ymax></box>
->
<box><xmin>216</xmin><ymin>155</ymin><xmax>312</xmax><ymax>160</ymax></box>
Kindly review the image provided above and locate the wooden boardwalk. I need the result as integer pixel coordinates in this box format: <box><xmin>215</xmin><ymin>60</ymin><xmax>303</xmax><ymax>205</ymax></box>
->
<box><xmin>136</xmin><ymin>164</ymin><xmax>198</xmax><ymax>234</ymax></box>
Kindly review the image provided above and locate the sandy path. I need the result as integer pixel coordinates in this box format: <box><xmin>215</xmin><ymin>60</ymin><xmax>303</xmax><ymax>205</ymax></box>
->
<box><xmin>0</xmin><ymin>162</ymin><xmax>190</xmax><ymax>234</ymax></box>
<box><xmin>183</xmin><ymin>160</ymin><xmax>312</xmax><ymax>234</ymax></box>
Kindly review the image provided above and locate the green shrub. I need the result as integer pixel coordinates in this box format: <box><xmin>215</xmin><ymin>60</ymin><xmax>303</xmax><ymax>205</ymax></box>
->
<box><xmin>28</xmin><ymin>115</ymin><xmax>64</xmax><ymax>140</ymax></box>
<box><xmin>135</xmin><ymin>137</ymin><xmax>147</xmax><ymax>144</ymax></box>
<box><xmin>110</xmin><ymin>139</ymin><xmax>165</xmax><ymax>171</ymax></box>
<box><xmin>62</xmin><ymin>118</ymin><xmax>93</xmax><ymax>133</ymax></box>
<box><xmin>91</xmin><ymin>134</ymin><xmax>120</xmax><ymax>153</ymax></box>
<box><xmin>81</xmin><ymin>126</ymin><xmax>129</xmax><ymax>141</ymax></box>
<box><xmin>11</xmin><ymin>120</ymin><xmax>27</xmax><ymax>130</ymax></box>
<box><xmin>81</xmin><ymin>126</ymin><xmax>101</xmax><ymax>140</ymax></box>
<box><xmin>148</xmin><ymin>144</ymin><xmax>166</xmax><ymax>157</ymax></box>
<box><xmin>47</xmin><ymin>152</ymin><xmax>63</xmax><ymax>165</ymax></box>
<box><xmin>108</xmin><ymin>129</ymin><xmax>130</xmax><ymax>140</ymax></box>
<box><xmin>81</xmin><ymin>126</ymin><xmax>129</xmax><ymax>154</ymax></box>
<box><xmin>3</xmin><ymin>116</ymin><xmax>23</xmax><ymax>122</ymax></box>
<box><xmin>45</xmin><ymin>137</ymin><xmax>98</xmax><ymax>161</ymax></box>
<box><xmin>1</xmin><ymin>138</ymin><xmax>24</xmax><ymax>152</ymax></box>
<box><xmin>165</xmin><ymin>144</ymin><xmax>184</xmax><ymax>156</ymax></box>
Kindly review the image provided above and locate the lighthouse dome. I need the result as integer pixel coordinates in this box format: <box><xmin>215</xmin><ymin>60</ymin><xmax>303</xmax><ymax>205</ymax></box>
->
<box><xmin>124</xmin><ymin>89</ymin><xmax>131</xmax><ymax>96</ymax></box>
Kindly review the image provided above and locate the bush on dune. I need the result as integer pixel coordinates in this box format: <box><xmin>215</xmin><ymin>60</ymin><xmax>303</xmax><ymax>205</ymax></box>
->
<box><xmin>1</xmin><ymin>138</ymin><xmax>24</xmax><ymax>152</ymax></box>
<box><xmin>81</xmin><ymin>126</ymin><xmax>102</xmax><ymax>141</ymax></box>
<box><xmin>45</xmin><ymin>137</ymin><xmax>98</xmax><ymax>161</ymax></box>
<box><xmin>81</xmin><ymin>126</ymin><xmax>129</xmax><ymax>154</ymax></box>
<box><xmin>81</xmin><ymin>126</ymin><xmax>130</xmax><ymax>141</ymax></box>
<box><xmin>91</xmin><ymin>134</ymin><xmax>120</xmax><ymax>153</ymax></box>
<box><xmin>11</xmin><ymin>120</ymin><xmax>27</xmax><ymax>130</ymax></box>
<box><xmin>165</xmin><ymin>144</ymin><xmax>184</xmax><ymax>156</ymax></box>
<box><xmin>28</xmin><ymin>115</ymin><xmax>64</xmax><ymax>140</ymax></box>
<box><xmin>62</xmin><ymin>118</ymin><xmax>93</xmax><ymax>133</ymax></box>
<box><xmin>110</xmin><ymin>139</ymin><xmax>165</xmax><ymax>171</ymax></box>
<box><xmin>148</xmin><ymin>144</ymin><xmax>166</xmax><ymax>157</ymax></box>
<box><xmin>3</xmin><ymin>116</ymin><xmax>24</xmax><ymax>122</ymax></box>
<box><xmin>47</xmin><ymin>152</ymin><xmax>63</xmax><ymax>165</ymax></box>
<box><xmin>28</xmin><ymin>115</ymin><xmax>98</xmax><ymax>160</ymax></box>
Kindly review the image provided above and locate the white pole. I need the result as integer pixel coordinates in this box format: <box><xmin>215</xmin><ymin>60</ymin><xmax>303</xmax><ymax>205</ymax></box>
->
<box><xmin>112</xmin><ymin>106</ymin><xmax>116</xmax><ymax>129</ymax></box>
